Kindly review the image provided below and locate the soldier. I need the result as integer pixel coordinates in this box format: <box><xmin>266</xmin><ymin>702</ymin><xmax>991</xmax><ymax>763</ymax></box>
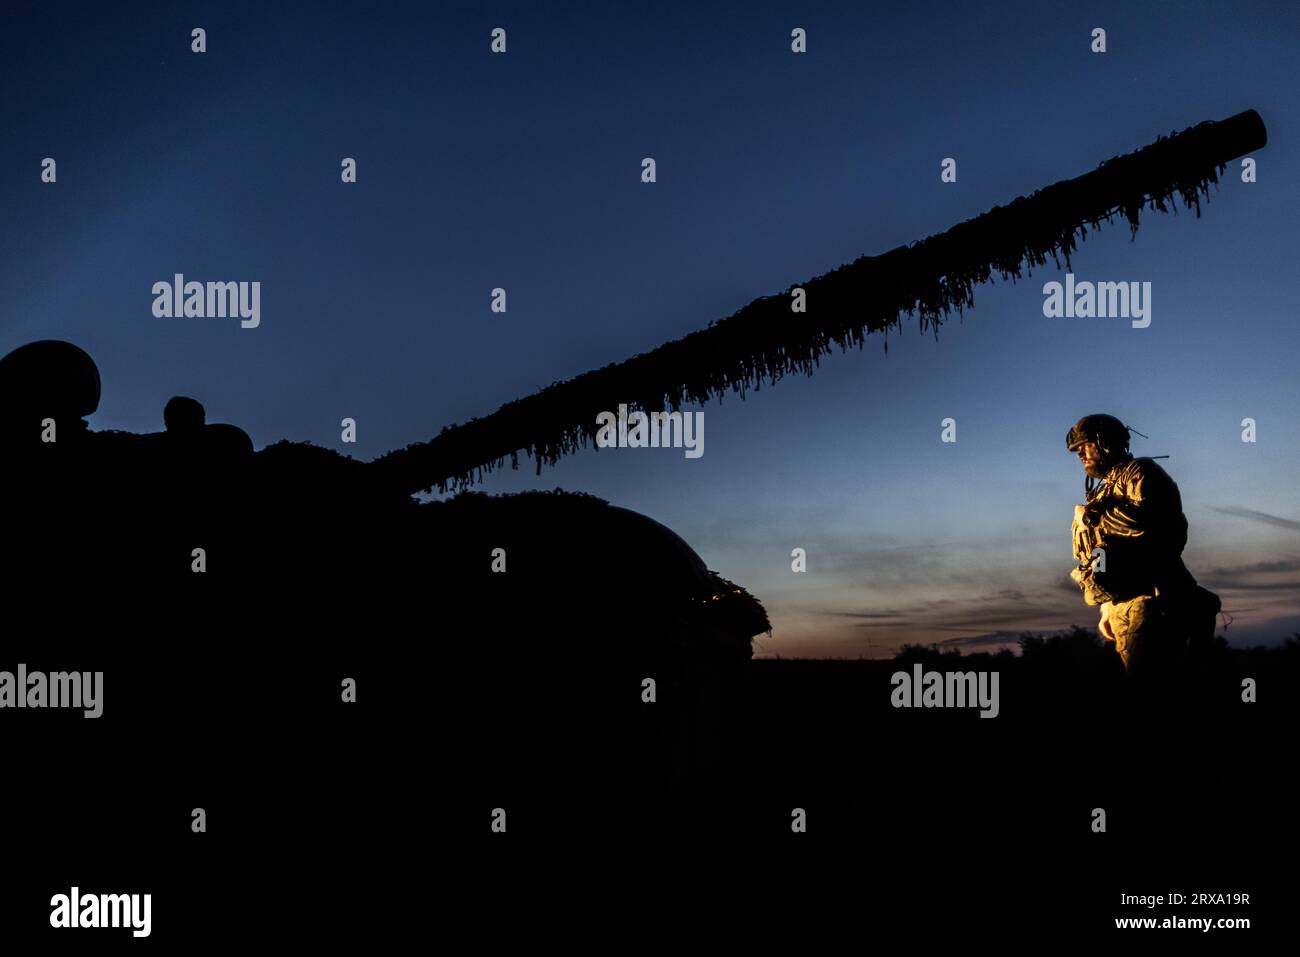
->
<box><xmin>0</xmin><ymin>340</ymin><xmax>137</xmax><ymax>579</ymax></box>
<box><xmin>164</xmin><ymin>395</ymin><xmax>206</xmax><ymax>433</ymax></box>
<box><xmin>1066</xmin><ymin>414</ymin><xmax>1220</xmax><ymax>682</ymax></box>
<box><xmin>0</xmin><ymin>339</ymin><xmax>100</xmax><ymax>447</ymax></box>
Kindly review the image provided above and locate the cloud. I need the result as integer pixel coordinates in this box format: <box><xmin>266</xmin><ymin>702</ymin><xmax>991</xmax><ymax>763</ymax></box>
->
<box><xmin>1205</xmin><ymin>556</ymin><xmax>1300</xmax><ymax>578</ymax></box>
<box><xmin>824</xmin><ymin>609</ymin><xmax>908</xmax><ymax>621</ymax></box>
<box><xmin>1210</xmin><ymin>506</ymin><xmax>1300</xmax><ymax>532</ymax></box>
<box><xmin>814</xmin><ymin>578</ymin><xmax>1087</xmax><ymax>636</ymax></box>
<box><xmin>1209</xmin><ymin>579</ymin><xmax>1300</xmax><ymax>592</ymax></box>
<box><xmin>933</xmin><ymin>631</ymin><xmax>1052</xmax><ymax>648</ymax></box>
<box><xmin>1198</xmin><ymin>554</ymin><xmax>1300</xmax><ymax>606</ymax></box>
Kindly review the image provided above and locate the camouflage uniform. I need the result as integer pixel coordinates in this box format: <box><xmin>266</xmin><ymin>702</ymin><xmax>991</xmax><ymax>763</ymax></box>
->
<box><xmin>1070</xmin><ymin>455</ymin><xmax>1218</xmax><ymax>674</ymax></box>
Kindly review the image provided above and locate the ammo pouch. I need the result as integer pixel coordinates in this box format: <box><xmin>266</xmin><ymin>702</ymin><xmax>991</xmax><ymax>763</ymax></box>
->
<box><xmin>1071</xmin><ymin>516</ymin><xmax>1147</xmax><ymax>605</ymax></box>
<box><xmin>1152</xmin><ymin>582</ymin><xmax>1221</xmax><ymax>651</ymax></box>
<box><xmin>1071</xmin><ymin>562</ymin><xmax>1114</xmax><ymax>606</ymax></box>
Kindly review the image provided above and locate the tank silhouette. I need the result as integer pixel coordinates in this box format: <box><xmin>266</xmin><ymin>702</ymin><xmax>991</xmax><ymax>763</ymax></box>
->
<box><xmin>0</xmin><ymin>339</ymin><xmax>768</xmax><ymax>793</ymax></box>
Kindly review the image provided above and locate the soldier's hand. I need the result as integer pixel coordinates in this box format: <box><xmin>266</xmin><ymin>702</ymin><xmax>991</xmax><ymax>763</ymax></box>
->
<box><xmin>1098</xmin><ymin>602</ymin><xmax>1115</xmax><ymax>642</ymax></box>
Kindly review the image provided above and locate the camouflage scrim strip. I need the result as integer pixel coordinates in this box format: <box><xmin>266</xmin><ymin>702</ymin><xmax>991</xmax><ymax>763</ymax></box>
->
<box><xmin>371</xmin><ymin>111</ymin><xmax>1268</xmax><ymax>494</ymax></box>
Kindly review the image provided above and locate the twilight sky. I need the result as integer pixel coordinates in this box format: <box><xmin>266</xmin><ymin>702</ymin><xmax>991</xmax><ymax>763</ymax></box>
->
<box><xmin>3</xmin><ymin>1</ymin><xmax>1297</xmax><ymax>656</ymax></box>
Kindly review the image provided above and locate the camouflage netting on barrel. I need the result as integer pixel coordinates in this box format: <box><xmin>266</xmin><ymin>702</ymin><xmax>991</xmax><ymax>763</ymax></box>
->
<box><xmin>368</xmin><ymin>111</ymin><xmax>1267</xmax><ymax>494</ymax></box>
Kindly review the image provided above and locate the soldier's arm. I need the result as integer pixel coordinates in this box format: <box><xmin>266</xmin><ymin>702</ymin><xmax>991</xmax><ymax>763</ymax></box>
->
<box><xmin>1086</xmin><ymin>463</ymin><xmax>1176</xmax><ymax>539</ymax></box>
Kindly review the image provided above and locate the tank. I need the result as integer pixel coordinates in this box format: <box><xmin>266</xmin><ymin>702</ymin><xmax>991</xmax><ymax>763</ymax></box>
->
<box><xmin>0</xmin><ymin>339</ymin><xmax>769</xmax><ymax>802</ymax></box>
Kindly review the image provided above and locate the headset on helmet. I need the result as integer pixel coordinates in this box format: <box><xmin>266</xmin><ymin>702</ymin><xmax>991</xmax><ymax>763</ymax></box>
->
<box><xmin>1066</xmin><ymin>413</ymin><xmax>1131</xmax><ymax>460</ymax></box>
<box><xmin>1068</xmin><ymin>413</ymin><xmax>1144</xmax><ymax>500</ymax></box>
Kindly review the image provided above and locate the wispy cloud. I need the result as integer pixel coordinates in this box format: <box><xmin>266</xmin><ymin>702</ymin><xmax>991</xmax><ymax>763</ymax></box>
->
<box><xmin>1206</xmin><ymin>557</ymin><xmax>1300</xmax><ymax>577</ymax></box>
<box><xmin>933</xmin><ymin>630</ymin><xmax>1068</xmax><ymax>651</ymax></box>
<box><xmin>1210</xmin><ymin>506</ymin><xmax>1300</xmax><ymax>532</ymax></box>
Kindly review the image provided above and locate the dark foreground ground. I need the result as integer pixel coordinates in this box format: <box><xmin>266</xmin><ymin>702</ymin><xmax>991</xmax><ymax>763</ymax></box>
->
<box><xmin>460</xmin><ymin>634</ymin><xmax>1296</xmax><ymax>939</ymax></box>
<box><xmin>3</xmin><ymin>469</ymin><xmax>1293</xmax><ymax>945</ymax></box>
<box><xmin>6</xmin><ymin>625</ymin><xmax>1294</xmax><ymax>946</ymax></box>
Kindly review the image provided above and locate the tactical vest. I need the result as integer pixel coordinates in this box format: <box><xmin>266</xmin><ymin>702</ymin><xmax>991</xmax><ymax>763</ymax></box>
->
<box><xmin>1070</xmin><ymin>457</ymin><xmax>1196</xmax><ymax>605</ymax></box>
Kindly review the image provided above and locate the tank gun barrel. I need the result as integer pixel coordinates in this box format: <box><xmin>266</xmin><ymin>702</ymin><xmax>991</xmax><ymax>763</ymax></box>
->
<box><xmin>370</xmin><ymin>109</ymin><xmax>1267</xmax><ymax>495</ymax></box>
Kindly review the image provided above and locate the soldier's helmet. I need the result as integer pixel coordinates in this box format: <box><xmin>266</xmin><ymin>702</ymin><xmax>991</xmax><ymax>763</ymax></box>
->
<box><xmin>0</xmin><ymin>340</ymin><xmax>101</xmax><ymax>423</ymax></box>
<box><xmin>164</xmin><ymin>395</ymin><xmax>206</xmax><ymax>432</ymax></box>
<box><xmin>1066</xmin><ymin>413</ymin><xmax>1131</xmax><ymax>460</ymax></box>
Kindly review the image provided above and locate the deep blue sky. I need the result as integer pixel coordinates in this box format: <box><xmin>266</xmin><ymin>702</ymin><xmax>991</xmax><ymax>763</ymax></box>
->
<box><xmin>3</xmin><ymin>1</ymin><xmax>1297</xmax><ymax>655</ymax></box>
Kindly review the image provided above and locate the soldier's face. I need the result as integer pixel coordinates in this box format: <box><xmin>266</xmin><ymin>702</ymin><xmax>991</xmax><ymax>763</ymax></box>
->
<box><xmin>1077</xmin><ymin>440</ymin><xmax>1107</xmax><ymax>478</ymax></box>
